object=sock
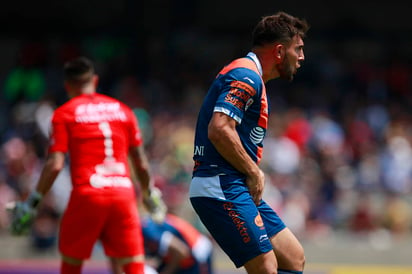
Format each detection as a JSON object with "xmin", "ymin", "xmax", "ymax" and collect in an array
[
  {"xmin": 278, "ymin": 269, "xmax": 303, "ymax": 274},
  {"xmin": 123, "ymin": 261, "xmax": 144, "ymax": 274},
  {"xmin": 61, "ymin": 261, "xmax": 82, "ymax": 274}
]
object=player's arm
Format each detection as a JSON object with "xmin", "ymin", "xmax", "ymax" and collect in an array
[
  {"xmin": 129, "ymin": 145, "xmax": 152, "ymax": 194},
  {"xmin": 8, "ymin": 152, "xmax": 65, "ymax": 235},
  {"xmin": 35, "ymin": 108, "xmax": 67, "ymax": 196},
  {"xmin": 35, "ymin": 152, "xmax": 66, "ymax": 195},
  {"xmin": 158, "ymin": 232, "xmax": 190, "ymax": 274},
  {"xmin": 129, "ymin": 146, "xmax": 166, "ymax": 222},
  {"xmin": 208, "ymin": 112, "xmax": 264, "ymax": 205}
]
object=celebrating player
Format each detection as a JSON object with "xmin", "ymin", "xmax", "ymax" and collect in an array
[
  {"xmin": 8, "ymin": 56, "xmax": 165, "ymax": 274},
  {"xmin": 190, "ymin": 12, "xmax": 309, "ymax": 274}
]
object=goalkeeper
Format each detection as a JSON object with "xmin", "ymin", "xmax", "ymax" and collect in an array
[{"xmin": 8, "ymin": 56, "xmax": 166, "ymax": 274}]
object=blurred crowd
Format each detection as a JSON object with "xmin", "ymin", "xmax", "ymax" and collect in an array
[{"xmin": 0, "ymin": 27, "xmax": 411, "ymax": 252}]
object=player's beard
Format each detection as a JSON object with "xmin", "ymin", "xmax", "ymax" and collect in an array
[{"xmin": 277, "ymin": 55, "xmax": 295, "ymax": 82}]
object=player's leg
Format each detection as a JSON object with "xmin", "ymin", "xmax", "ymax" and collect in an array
[
  {"xmin": 104, "ymin": 237, "xmax": 145, "ymax": 274},
  {"xmin": 59, "ymin": 192, "xmax": 107, "ymax": 274},
  {"xmin": 103, "ymin": 192, "xmax": 145, "ymax": 274},
  {"xmin": 190, "ymin": 195, "xmax": 275, "ymax": 273},
  {"xmin": 119, "ymin": 257, "xmax": 145, "ymax": 274},
  {"xmin": 258, "ymin": 201, "xmax": 305, "ymax": 274},
  {"xmin": 243, "ymin": 251, "xmax": 277, "ymax": 274},
  {"xmin": 109, "ymin": 256, "xmax": 147, "ymax": 274},
  {"xmin": 109, "ymin": 257, "xmax": 123, "ymax": 274},
  {"xmin": 190, "ymin": 176, "xmax": 288, "ymax": 273},
  {"xmin": 270, "ymin": 228, "xmax": 305, "ymax": 273},
  {"xmin": 60, "ymin": 255, "xmax": 83, "ymax": 274}
]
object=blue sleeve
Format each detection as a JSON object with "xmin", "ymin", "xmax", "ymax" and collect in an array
[
  {"xmin": 142, "ymin": 220, "xmax": 164, "ymax": 255},
  {"xmin": 214, "ymin": 67, "xmax": 262, "ymax": 124}
]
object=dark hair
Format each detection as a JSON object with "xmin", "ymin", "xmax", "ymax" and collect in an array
[
  {"xmin": 252, "ymin": 11, "xmax": 309, "ymax": 47},
  {"xmin": 63, "ymin": 56, "xmax": 95, "ymax": 83}
]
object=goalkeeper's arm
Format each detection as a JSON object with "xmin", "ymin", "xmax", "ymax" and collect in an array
[
  {"xmin": 129, "ymin": 145, "xmax": 166, "ymax": 222},
  {"xmin": 8, "ymin": 152, "xmax": 65, "ymax": 235},
  {"xmin": 35, "ymin": 152, "xmax": 66, "ymax": 196},
  {"xmin": 129, "ymin": 145, "xmax": 152, "ymax": 196}
]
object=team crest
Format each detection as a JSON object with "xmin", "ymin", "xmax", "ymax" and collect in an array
[{"xmin": 254, "ymin": 213, "xmax": 264, "ymax": 227}]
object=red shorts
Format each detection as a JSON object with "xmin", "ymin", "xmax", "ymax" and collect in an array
[{"xmin": 58, "ymin": 187, "xmax": 143, "ymax": 259}]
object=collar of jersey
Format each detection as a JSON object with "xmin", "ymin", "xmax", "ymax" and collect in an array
[{"xmin": 246, "ymin": 52, "xmax": 263, "ymax": 76}]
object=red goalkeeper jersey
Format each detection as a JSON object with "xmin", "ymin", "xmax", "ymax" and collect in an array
[{"xmin": 48, "ymin": 92, "xmax": 143, "ymax": 189}]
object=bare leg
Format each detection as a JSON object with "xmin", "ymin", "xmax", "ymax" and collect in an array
[
  {"xmin": 270, "ymin": 228, "xmax": 305, "ymax": 271},
  {"xmin": 109, "ymin": 257, "xmax": 123, "ymax": 274},
  {"xmin": 243, "ymin": 250, "xmax": 277, "ymax": 274},
  {"xmin": 109, "ymin": 255, "xmax": 145, "ymax": 274},
  {"xmin": 61, "ymin": 255, "xmax": 83, "ymax": 274}
]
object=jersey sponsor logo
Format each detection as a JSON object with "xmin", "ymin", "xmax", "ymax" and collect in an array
[
  {"xmin": 194, "ymin": 145, "xmax": 204, "ymax": 156},
  {"xmin": 89, "ymin": 122, "xmax": 130, "ymax": 188},
  {"xmin": 230, "ymin": 80, "xmax": 256, "ymax": 96},
  {"xmin": 224, "ymin": 92, "xmax": 246, "ymax": 110},
  {"xmin": 249, "ymin": 127, "xmax": 265, "ymax": 144},
  {"xmin": 224, "ymin": 80, "xmax": 256, "ymax": 111},
  {"xmin": 223, "ymin": 202, "xmax": 251, "ymax": 243},
  {"xmin": 75, "ymin": 102, "xmax": 121, "ymax": 114},
  {"xmin": 95, "ymin": 161, "xmax": 126, "ymax": 175},
  {"xmin": 90, "ymin": 174, "xmax": 132, "ymax": 188},
  {"xmin": 75, "ymin": 102, "xmax": 127, "ymax": 123}
]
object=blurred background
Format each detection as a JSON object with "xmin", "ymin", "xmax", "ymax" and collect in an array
[{"xmin": 0, "ymin": 0, "xmax": 412, "ymax": 273}]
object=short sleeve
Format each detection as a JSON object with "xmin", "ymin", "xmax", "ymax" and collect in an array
[
  {"xmin": 214, "ymin": 68, "xmax": 260, "ymax": 124},
  {"xmin": 126, "ymin": 107, "xmax": 143, "ymax": 148},
  {"xmin": 48, "ymin": 109, "xmax": 69, "ymax": 153}
]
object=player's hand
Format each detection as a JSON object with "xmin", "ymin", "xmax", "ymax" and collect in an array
[
  {"xmin": 143, "ymin": 187, "xmax": 167, "ymax": 223},
  {"xmin": 246, "ymin": 168, "xmax": 265, "ymax": 206},
  {"xmin": 6, "ymin": 201, "xmax": 36, "ymax": 236}
]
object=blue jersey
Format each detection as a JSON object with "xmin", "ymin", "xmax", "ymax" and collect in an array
[
  {"xmin": 142, "ymin": 214, "xmax": 213, "ymax": 274},
  {"xmin": 193, "ymin": 52, "xmax": 269, "ymax": 178}
]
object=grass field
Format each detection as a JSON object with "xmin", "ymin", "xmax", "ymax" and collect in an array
[
  {"xmin": 305, "ymin": 264, "xmax": 412, "ymax": 274},
  {"xmin": 1, "ymin": 231, "xmax": 411, "ymax": 273},
  {"xmin": 1, "ymin": 260, "xmax": 412, "ymax": 274}
]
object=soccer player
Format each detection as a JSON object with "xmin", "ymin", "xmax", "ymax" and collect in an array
[
  {"xmin": 141, "ymin": 213, "xmax": 213, "ymax": 274},
  {"xmin": 189, "ymin": 12, "xmax": 309, "ymax": 274},
  {"xmin": 111, "ymin": 212, "xmax": 214, "ymax": 274},
  {"xmin": 8, "ymin": 56, "xmax": 165, "ymax": 274}
]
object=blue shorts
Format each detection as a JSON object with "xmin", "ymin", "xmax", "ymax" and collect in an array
[{"xmin": 189, "ymin": 175, "xmax": 286, "ymax": 268}]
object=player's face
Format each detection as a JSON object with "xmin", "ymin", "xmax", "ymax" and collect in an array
[{"xmin": 278, "ymin": 35, "xmax": 305, "ymax": 81}]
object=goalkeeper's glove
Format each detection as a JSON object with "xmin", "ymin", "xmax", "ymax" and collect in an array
[
  {"xmin": 142, "ymin": 187, "xmax": 167, "ymax": 223},
  {"xmin": 7, "ymin": 191, "xmax": 42, "ymax": 236}
]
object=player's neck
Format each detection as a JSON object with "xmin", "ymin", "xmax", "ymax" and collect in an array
[
  {"xmin": 80, "ymin": 84, "xmax": 96, "ymax": 95},
  {"xmin": 252, "ymin": 47, "xmax": 280, "ymax": 83}
]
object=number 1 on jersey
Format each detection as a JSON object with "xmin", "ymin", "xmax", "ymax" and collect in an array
[{"xmin": 99, "ymin": 122, "xmax": 114, "ymax": 162}]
